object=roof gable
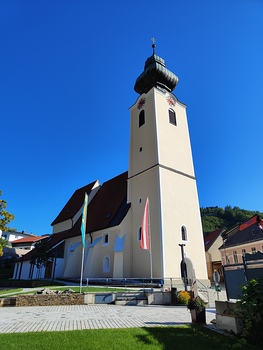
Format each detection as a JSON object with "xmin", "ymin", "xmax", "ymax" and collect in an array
[
  {"xmin": 204, "ymin": 228, "xmax": 223, "ymax": 251},
  {"xmin": 51, "ymin": 180, "xmax": 98, "ymax": 225},
  {"xmin": 86, "ymin": 171, "xmax": 129, "ymax": 232}
]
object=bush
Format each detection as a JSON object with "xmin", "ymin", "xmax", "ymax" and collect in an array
[
  {"xmin": 236, "ymin": 278, "xmax": 263, "ymax": 347},
  {"xmin": 187, "ymin": 296, "xmax": 206, "ymax": 311},
  {"xmin": 177, "ymin": 291, "xmax": 191, "ymax": 305}
]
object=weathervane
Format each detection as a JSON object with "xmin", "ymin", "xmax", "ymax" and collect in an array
[{"xmin": 151, "ymin": 37, "xmax": 156, "ymax": 53}]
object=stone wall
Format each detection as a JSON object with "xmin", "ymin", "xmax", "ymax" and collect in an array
[
  {"xmin": 215, "ymin": 300, "xmax": 242, "ymax": 334},
  {"xmin": 16, "ymin": 293, "xmax": 85, "ymax": 306}
]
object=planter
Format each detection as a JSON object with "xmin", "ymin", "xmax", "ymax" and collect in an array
[
  {"xmin": 190, "ymin": 307, "xmax": 206, "ymax": 323},
  {"xmin": 215, "ymin": 300, "xmax": 242, "ymax": 334}
]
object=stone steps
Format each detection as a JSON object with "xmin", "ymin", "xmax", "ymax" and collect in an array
[{"xmin": 115, "ymin": 292, "xmax": 148, "ymax": 306}]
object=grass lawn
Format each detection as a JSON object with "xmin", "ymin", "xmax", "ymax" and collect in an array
[
  {"xmin": 0, "ymin": 288, "xmax": 23, "ymax": 295},
  {"xmin": 0, "ymin": 286, "xmax": 134, "ymax": 297},
  {"xmin": 0, "ymin": 326, "xmax": 259, "ymax": 350}
]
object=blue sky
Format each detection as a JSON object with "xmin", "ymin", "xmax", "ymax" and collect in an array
[{"xmin": 1, "ymin": 0, "xmax": 263, "ymax": 235}]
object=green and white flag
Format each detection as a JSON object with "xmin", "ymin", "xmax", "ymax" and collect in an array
[{"xmin": 80, "ymin": 192, "xmax": 88, "ymax": 248}]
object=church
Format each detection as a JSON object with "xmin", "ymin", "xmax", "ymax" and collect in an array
[{"xmin": 13, "ymin": 44, "xmax": 209, "ymax": 287}]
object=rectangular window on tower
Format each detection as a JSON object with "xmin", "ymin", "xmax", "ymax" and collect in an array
[
  {"xmin": 168, "ymin": 109, "xmax": 176, "ymax": 126},
  {"xmin": 139, "ymin": 110, "xmax": 145, "ymax": 127},
  {"xmin": 102, "ymin": 233, "xmax": 109, "ymax": 246}
]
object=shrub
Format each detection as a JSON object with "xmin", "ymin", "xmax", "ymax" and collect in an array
[
  {"xmin": 187, "ymin": 296, "xmax": 206, "ymax": 311},
  {"xmin": 177, "ymin": 291, "xmax": 191, "ymax": 305},
  {"xmin": 236, "ymin": 277, "xmax": 263, "ymax": 347}
]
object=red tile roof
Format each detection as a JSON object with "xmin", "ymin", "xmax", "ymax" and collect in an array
[
  {"xmin": 20, "ymin": 172, "xmax": 130, "ymax": 261},
  {"xmin": 11, "ymin": 236, "xmax": 49, "ymax": 245},
  {"xmin": 204, "ymin": 228, "xmax": 223, "ymax": 251},
  {"xmin": 220, "ymin": 214, "xmax": 263, "ymax": 249}
]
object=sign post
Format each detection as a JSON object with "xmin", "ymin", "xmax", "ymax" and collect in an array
[{"xmin": 213, "ymin": 270, "xmax": 221, "ymax": 300}]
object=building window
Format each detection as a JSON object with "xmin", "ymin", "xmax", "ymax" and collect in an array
[
  {"xmin": 242, "ymin": 249, "xmax": 246, "ymax": 256},
  {"xmin": 226, "ymin": 255, "xmax": 230, "ymax": 264},
  {"xmin": 139, "ymin": 147, "xmax": 142, "ymax": 152},
  {"xmin": 251, "ymin": 247, "xmax": 256, "ymax": 254},
  {"xmin": 169, "ymin": 108, "xmax": 176, "ymax": 126},
  {"xmin": 103, "ymin": 256, "xmax": 110, "ymax": 273},
  {"xmin": 138, "ymin": 227, "xmax": 142, "ymax": 241},
  {"xmin": 102, "ymin": 233, "xmax": 109, "ymax": 246},
  {"xmin": 139, "ymin": 110, "xmax": 145, "ymax": 127},
  {"xmin": 233, "ymin": 251, "xmax": 238, "ymax": 264},
  {"xmin": 181, "ymin": 226, "xmax": 187, "ymax": 241}
]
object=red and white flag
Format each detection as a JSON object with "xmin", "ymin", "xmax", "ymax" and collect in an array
[{"xmin": 140, "ymin": 197, "xmax": 150, "ymax": 250}]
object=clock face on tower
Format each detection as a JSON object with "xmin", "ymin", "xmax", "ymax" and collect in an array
[
  {"xmin": 166, "ymin": 94, "xmax": 176, "ymax": 107},
  {"xmin": 137, "ymin": 97, "xmax": 146, "ymax": 109}
]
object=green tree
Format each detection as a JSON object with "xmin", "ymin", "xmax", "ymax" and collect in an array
[
  {"xmin": 0, "ymin": 190, "xmax": 15, "ymax": 231},
  {"xmin": 201, "ymin": 215, "xmax": 224, "ymax": 232},
  {"xmin": 30, "ymin": 238, "xmax": 54, "ymax": 268},
  {"xmin": 200, "ymin": 206, "xmax": 263, "ymax": 233},
  {"xmin": 0, "ymin": 190, "xmax": 15, "ymax": 257},
  {"xmin": 0, "ymin": 237, "xmax": 10, "ymax": 257},
  {"xmin": 236, "ymin": 278, "xmax": 263, "ymax": 347}
]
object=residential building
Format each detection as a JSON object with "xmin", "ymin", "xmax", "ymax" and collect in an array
[
  {"xmin": 0, "ymin": 230, "xmax": 36, "ymax": 243},
  {"xmin": 204, "ymin": 228, "xmax": 225, "ymax": 282},
  {"xmin": 219, "ymin": 215, "xmax": 263, "ymax": 265}
]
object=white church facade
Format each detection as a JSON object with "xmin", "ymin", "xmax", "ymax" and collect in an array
[{"xmin": 13, "ymin": 45, "xmax": 209, "ymax": 287}]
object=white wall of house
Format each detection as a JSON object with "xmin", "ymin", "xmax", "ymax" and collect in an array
[
  {"xmin": 208, "ymin": 236, "xmax": 224, "ymax": 262},
  {"xmin": 0, "ymin": 230, "xmax": 35, "ymax": 243}
]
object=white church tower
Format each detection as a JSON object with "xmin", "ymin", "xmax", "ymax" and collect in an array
[{"xmin": 128, "ymin": 42, "xmax": 208, "ymax": 285}]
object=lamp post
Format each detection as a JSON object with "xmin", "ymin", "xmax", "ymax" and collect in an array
[{"xmin": 179, "ymin": 244, "xmax": 187, "ymax": 291}]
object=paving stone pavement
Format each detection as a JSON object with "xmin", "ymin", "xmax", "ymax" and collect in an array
[{"xmin": 0, "ymin": 305, "xmax": 216, "ymax": 333}]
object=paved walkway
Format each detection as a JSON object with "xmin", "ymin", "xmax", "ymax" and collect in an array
[{"xmin": 0, "ymin": 304, "xmax": 216, "ymax": 333}]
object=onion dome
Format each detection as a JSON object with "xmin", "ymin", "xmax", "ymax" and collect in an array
[{"xmin": 134, "ymin": 42, "xmax": 179, "ymax": 95}]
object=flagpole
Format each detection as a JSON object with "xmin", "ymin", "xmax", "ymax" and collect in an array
[
  {"xmin": 80, "ymin": 193, "xmax": 88, "ymax": 293},
  {"xmin": 148, "ymin": 198, "xmax": 153, "ymax": 280},
  {"xmin": 80, "ymin": 247, "xmax": 84, "ymax": 293}
]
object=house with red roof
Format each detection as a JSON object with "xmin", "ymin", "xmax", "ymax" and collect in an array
[
  {"xmin": 219, "ymin": 215, "xmax": 263, "ymax": 265},
  {"xmin": 12, "ymin": 45, "xmax": 209, "ymax": 287},
  {"xmin": 204, "ymin": 228, "xmax": 225, "ymax": 282},
  {"xmin": 11, "ymin": 235, "xmax": 49, "ymax": 254}
]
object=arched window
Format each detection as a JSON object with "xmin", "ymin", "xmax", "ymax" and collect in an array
[
  {"xmin": 168, "ymin": 108, "xmax": 176, "ymax": 126},
  {"xmin": 139, "ymin": 110, "xmax": 145, "ymax": 127},
  {"xmin": 103, "ymin": 256, "xmax": 110, "ymax": 273},
  {"xmin": 181, "ymin": 226, "xmax": 187, "ymax": 241}
]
